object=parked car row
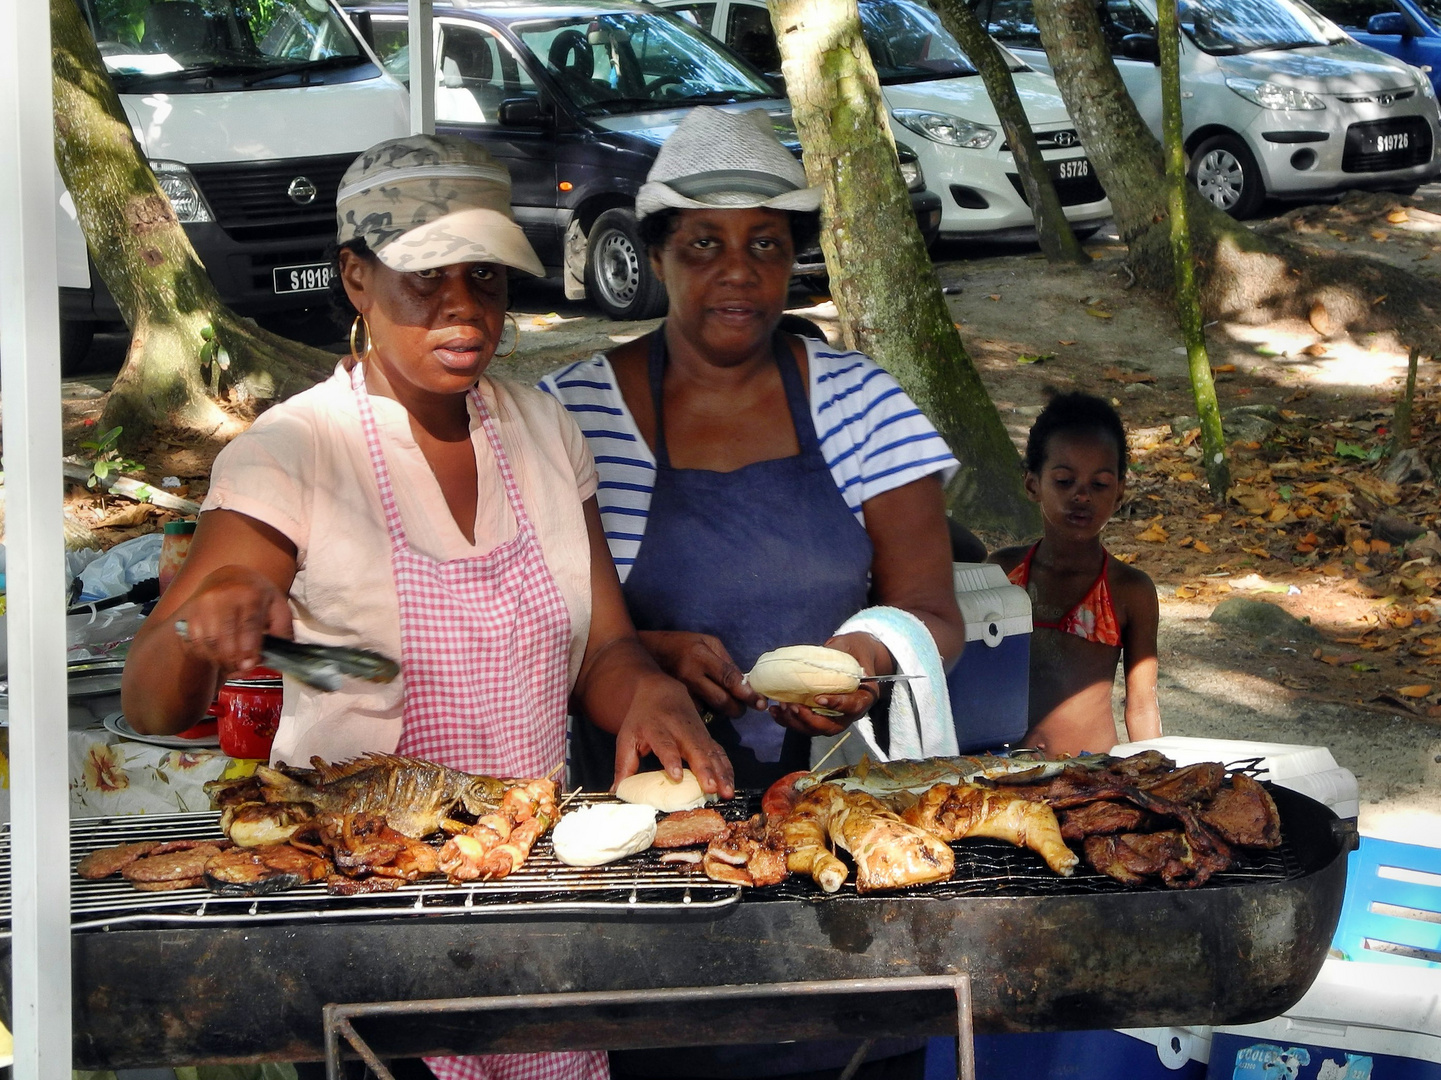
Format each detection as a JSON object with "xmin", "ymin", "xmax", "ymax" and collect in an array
[
  {"xmin": 56, "ymin": 0, "xmax": 1441, "ymax": 355},
  {"xmin": 972, "ymin": 0, "xmax": 1441, "ymax": 217},
  {"xmin": 349, "ymin": 0, "xmax": 942, "ymax": 318}
]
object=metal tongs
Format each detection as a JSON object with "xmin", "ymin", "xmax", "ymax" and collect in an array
[{"xmin": 174, "ymin": 621, "xmax": 400, "ymax": 692}]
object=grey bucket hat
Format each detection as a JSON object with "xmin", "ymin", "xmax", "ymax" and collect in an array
[
  {"xmin": 336, "ymin": 134, "xmax": 544, "ymax": 276},
  {"xmin": 634, "ymin": 107, "xmax": 822, "ymax": 220}
]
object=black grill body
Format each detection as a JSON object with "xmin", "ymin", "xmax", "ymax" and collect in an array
[{"xmin": 1343, "ymin": 117, "xmax": 1434, "ymax": 172}]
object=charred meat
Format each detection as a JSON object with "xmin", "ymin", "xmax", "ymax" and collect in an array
[
  {"xmin": 903, "ymin": 783, "xmax": 1077, "ymax": 876},
  {"xmin": 204, "ymin": 844, "xmax": 332, "ymax": 896},
  {"xmin": 652, "ymin": 808, "xmax": 728, "ymax": 849},
  {"xmin": 1201, "ymin": 774, "xmax": 1281, "ymax": 849},
  {"xmin": 76, "ymin": 841, "xmax": 158, "ymax": 880}
]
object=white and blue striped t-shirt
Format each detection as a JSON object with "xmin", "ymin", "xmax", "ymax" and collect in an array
[{"xmin": 538, "ymin": 338, "xmax": 959, "ymax": 582}]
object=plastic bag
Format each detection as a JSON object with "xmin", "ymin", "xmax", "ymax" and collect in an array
[
  {"xmin": 0, "ymin": 602, "xmax": 147, "ymax": 674},
  {"xmin": 78, "ymin": 533, "xmax": 163, "ymax": 602}
]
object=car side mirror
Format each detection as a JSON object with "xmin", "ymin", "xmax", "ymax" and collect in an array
[
  {"xmin": 498, "ymin": 97, "xmax": 551, "ymax": 127},
  {"xmin": 1120, "ymin": 32, "xmax": 1160, "ymax": 64},
  {"xmin": 350, "ymin": 10, "xmax": 375, "ymax": 51},
  {"xmin": 1367, "ymin": 11, "xmax": 1409, "ymax": 35}
]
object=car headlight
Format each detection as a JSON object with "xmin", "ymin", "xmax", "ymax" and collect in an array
[
  {"xmin": 1224, "ymin": 78, "xmax": 1326, "ymax": 111},
  {"xmin": 896, "ymin": 147, "xmax": 925, "ymax": 191},
  {"xmin": 893, "ymin": 108, "xmax": 996, "ymax": 149},
  {"xmin": 1413, "ymin": 64, "xmax": 1435, "ymax": 98},
  {"xmin": 150, "ymin": 160, "xmax": 213, "ymax": 223}
]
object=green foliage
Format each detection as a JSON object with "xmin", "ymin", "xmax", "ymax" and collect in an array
[
  {"xmin": 1335, "ymin": 440, "xmax": 1383, "ymax": 461},
  {"xmin": 79, "ymin": 425, "xmax": 142, "ymax": 489}
]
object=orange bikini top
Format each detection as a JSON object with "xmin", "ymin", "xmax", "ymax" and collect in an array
[{"xmin": 1007, "ymin": 543, "xmax": 1122, "ymax": 647}]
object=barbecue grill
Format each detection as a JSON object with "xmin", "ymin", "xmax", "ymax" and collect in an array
[{"xmin": 0, "ymin": 785, "xmax": 1351, "ymax": 1069}]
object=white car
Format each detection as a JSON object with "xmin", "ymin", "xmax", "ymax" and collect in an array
[
  {"xmin": 972, "ymin": 0, "xmax": 1441, "ymax": 217},
  {"xmin": 659, "ymin": 0, "xmax": 1114, "ymax": 240}
]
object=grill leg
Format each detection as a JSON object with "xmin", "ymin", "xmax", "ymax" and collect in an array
[
  {"xmin": 954, "ymin": 974, "xmax": 975, "ymax": 1080},
  {"xmin": 326, "ymin": 1008, "xmax": 398, "ymax": 1080},
  {"xmin": 836, "ymin": 1037, "xmax": 875, "ymax": 1080}
]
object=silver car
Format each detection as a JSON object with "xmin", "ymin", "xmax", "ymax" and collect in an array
[{"xmin": 975, "ymin": 0, "xmax": 1441, "ymax": 216}]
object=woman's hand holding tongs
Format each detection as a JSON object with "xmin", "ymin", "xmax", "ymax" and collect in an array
[{"xmin": 171, "ymin": 565, "xmax": 294, "ymax": 680}]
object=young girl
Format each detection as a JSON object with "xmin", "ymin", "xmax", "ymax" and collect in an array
[{"xmin": 990, "ymin": 393, "xmax": 1161, "ymax": 758}]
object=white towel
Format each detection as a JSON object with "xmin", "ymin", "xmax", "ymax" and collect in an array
[{"xmin": 809, "ymin": 605, "xmax": 957, "ymax": 768}]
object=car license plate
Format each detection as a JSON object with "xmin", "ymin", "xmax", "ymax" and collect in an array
[
  {"xmin": 273, "ymin": 262, "xmax": 332, "ymax": 294},
  {"xmin": 1367, "ymin": 131, "xmax": 1411, "ymax": 155},
  {"xmin": 1051, "ymin": 158, "xmax": 1091, "ymax": 181}
]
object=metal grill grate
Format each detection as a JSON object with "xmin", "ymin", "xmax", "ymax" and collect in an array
[{"xmin": 0, "ymin": 784, "xmax": 1311, "ymax": 935}]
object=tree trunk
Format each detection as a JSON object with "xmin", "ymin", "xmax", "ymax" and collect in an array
[
  {"xmin": 928, "ymin": 0, "xmax": 1088, "ymax": 265},
  {"xmin": 1030, "ymin": 0, "xmax": 1441, "ymax": 356},
  {"xmin": 1157, "ymin": 0, "xmax": 1227, "ymax": 498},
  {"xmin": 768, "ymin": 0, "xmax": 1039, "ymax": 537},
  {"xmin": 51, "ymin": 0, "xmax": 333, "ymax": 442}
]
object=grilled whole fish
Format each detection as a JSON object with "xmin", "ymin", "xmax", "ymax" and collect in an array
[
  {"xmin": 256, "ymin": 753, "xmax": 507, "ymax": 838},
  {"xmin": 797, "ymin": 753, "xmax": 1120, "ymax": 801}
]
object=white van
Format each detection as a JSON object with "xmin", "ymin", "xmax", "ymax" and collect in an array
[
  {"xmin": 59, "ymin": 0, "xmax": 409, "ymax": 367},
  {"xmin": 973, "ymin": 0, "xmax": 1441, "ymax": 217}
]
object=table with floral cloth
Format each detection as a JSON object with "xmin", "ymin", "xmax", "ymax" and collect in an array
[{"xmin": 0, "ymin": 724, "xmax": 257, "ymax": 821}]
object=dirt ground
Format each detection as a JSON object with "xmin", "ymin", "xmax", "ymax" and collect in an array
[{"xmin": 55, "ymin": 187, "xmax": 1441, "ymax": 842}]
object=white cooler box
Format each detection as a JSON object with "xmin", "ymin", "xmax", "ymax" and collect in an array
[{"xmin": 947, "ymin": 562, "xmax": 1032, "ymax": 752}]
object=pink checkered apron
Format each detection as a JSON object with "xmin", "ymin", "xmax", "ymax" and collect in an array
[{"xmin": 352, "ymin": 365, "xmax": 609, "ymax": 1080}]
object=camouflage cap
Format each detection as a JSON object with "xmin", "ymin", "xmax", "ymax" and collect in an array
[{"xmin": 336, "ymin": 134, "xmax": 544, "ymax": 276}]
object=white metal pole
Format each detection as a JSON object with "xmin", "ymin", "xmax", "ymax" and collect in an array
[
  {"xmin": 409, "ymin": 0, "xmax": 435, "ymax": 135},
  {"xmin": 0, "ymin": 0, "xmax": 74, "ymax": 1075}
]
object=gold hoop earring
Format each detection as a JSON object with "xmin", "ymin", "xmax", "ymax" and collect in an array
[
  {"xmin": 492, "ymin": 312, "xmax": 519, "ymax": 360},
  {"xmin": 349, "ymin": 315, "xmax": 372, "ymax": 364}
]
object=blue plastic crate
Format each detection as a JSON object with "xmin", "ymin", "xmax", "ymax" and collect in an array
[{"xmin": 1332, "ymin": 837, "xmax": 1441, "ymax": 968}]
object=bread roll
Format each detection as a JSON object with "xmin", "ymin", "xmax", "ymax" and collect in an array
[
  {"xmin": 551, "ymin": 804, "xmax": 658, "ymax": 866},
  {"xmin": 615, "ymin": 768, "xmax": 714, "ymax": 812},
  {"xmin": 747, "ymin": 645, "xmax": 863, "ymax": 705}
]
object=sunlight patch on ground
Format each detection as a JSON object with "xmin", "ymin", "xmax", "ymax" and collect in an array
[{"xmin": 1221, "ymin": 323, "xmax": 1413, "ymax": 387}]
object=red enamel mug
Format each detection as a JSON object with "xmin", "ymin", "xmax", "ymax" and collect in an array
[{"xmin": 211, "ymin": 667, "xmax": 283, "ymax": 760}]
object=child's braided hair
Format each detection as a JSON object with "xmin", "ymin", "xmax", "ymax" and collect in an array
[{"xmin": 1024, "ymin": 392, "xmax": 1128, "ymax": 475}]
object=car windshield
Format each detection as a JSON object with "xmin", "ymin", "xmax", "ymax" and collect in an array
[
  {"xmin": 512, "ymin": 11, "xmax": 777, "ymax": 115},
  {"xmin": 857, "ymin": 0, "xmax": 986, "ymax": 80},
  {"xmin": 82, "ymin": 0, "xmax": 367, "ymax": 88},
  {"xmin": 1178, "ymin": 0, "xmax": 1346, "ymax": 53},
  {"xmin": 1413, "ymin": 0, "xmax": 1441, "ymax": 24}
]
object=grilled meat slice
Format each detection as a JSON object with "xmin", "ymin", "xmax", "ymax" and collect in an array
[
  {"xmin": 1084, "ymin": 830, "xmax": 1231, "ymax": 888},
  {"xmin": 316, "ymin": 813, "xmax": 443, "ymax": 881},
  {"xmin": 204, "ymin": 844, "xmax": 331, "ymax": 896},
  {"xmin": 256, "ymin": 753, "xmax": 508, "ymax": 838},
  {"xmin": 703, "ymin": 815, "xmax": 789, "ymax": 888},
  {"xmin": 1058, "ymin": 801, "xmax": 1151, "ymax": 841},
  {"xmin": 77, "ymin": 841, "xmax": 159, "ymax": 879},
  {"xmin": 220, "ymin": 801, "xmax": 314, "ymax": 848},
  {"xmin": 327, "ymin": 874, "xmax": 403, "ymax": 896},
  {"xmin": 903, "ymin": 783, "xmax": 1077, "ymax": 876},
  {"xmin": 1108, "ymin": 750, "xmax": 1176, "ymax": 779},
  {"xmin": 132, "ymin": 876, "xmax": 204, "ymax": 892},
  {"xmin": 1201, "ymin": 774, "xmax": 1281, "ymax": 849},
  {"xmin": 652, "ymin": 808, "xmax": 728, "ymax": 849},
  {"xmin": 123, "ymin": 843, "xmax": 226, "ymax": 884},
  {"xmin": 1139, "ymin": 762, "xmax": 1226, "ymax": 805}
]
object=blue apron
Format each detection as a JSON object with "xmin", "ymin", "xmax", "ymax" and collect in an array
[{"xmin": 571, "ymin": 327, "xmax": 874, "ymax": 793}]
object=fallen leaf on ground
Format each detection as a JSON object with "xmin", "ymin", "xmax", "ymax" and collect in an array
[
  {"xmin": 1194, "ymin": 540, "xmax": 1214, "ymax": 554},
  {"xmin": 1212, "ymin": 363, "xmax": 1237, "ymax": 373},
  {"xmin": 1086, "ymin": 308, "xmax": 1113, "ymax": 319},
  {"xmin": 1058, "ymin": 339, "xmax": 1077, "ymax": 346},
  {"xmin": 1371, "ymin": 230, "xmax": 1389, "ymax": 241},
  {"xmin": 1301, "ymin": 343, "xmax": 1330, "ymax": 357},
  {"xmin": 1308, "ymin": 302, "xmax": 1334, "ymax": 336},
  {"xmin": 1113, "ymin": 552, "xmax": 1137, "ymax": 564},
  {"xmin": 1103, "ymin": 366, "xmax": 1156, "ymax": 383},
  {"xmin": 1398, "ymin": 684, "xmax": 1434, "ymax": 698},
  {"xmin": 96, "ymin": 504, "xmax": 161, "ymax": 528},
  {"xmin": 987, "ymin": 294, "xmax": 1001, "ymax": 301},
  {"xmin": 1388, "ymin": 209, "xmax": 1410, "ymax": 224},
  {"xmin": 1136, "ymin": 523, "xmax": 1169, "ymax": 543}
]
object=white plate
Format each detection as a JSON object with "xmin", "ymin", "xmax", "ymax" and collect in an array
[{"xmin": 101, "ymin": 712, "xmax": 221, "ymax": 750}]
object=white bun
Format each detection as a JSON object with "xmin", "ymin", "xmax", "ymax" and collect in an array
[
  {"xmin": 551, "ymin": 804, "xmax": 658, "ymax": 867},
  {"xmin": 747, "ymin": 645, "xmax": 863, "ymax": 705},
  {"xmin": 614, "ymin": 768, "xmax": 714, "ymax": 812}
]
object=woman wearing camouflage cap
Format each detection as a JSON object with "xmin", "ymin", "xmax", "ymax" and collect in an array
[{"xmin": 123, "ymin": 133, "xmax": 728, "ymax": 1068}]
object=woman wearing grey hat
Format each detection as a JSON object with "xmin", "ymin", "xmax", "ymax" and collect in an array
[
  {"xmin": 124, "ymin": 138, "xmax": 730, "ymax": 1080},
  {"xmin": 543, "ymin": 108, "xmax": 963, "ymax": 1078}
]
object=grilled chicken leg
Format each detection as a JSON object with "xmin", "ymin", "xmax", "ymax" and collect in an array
[{"xmin": 902, "ymin": 783, "xmax": 1078, "ymax": 876}]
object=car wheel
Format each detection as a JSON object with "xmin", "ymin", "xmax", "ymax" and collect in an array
[
  {"xmin": 60, "ymin": 319, "xmax": 95, "ymax": 375},
  {"xmin": 1189, "ymin": 134, "xmax": 1264, "ymax": 219},
  {"xmin": 583, "ymin": 209, "xmax": 668, "ymax": 320}
]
